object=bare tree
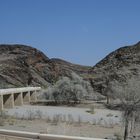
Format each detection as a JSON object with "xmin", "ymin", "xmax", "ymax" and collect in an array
[
  {"xmin": 111, "ymin": 78, "xmax": 140, "ymax": 140},
  {"xmin": 101, "ymin": 71, "xmax": 113, "ymax": 105},
  {"xmin": 103, "ymin": 78, "xmax": 112, "ymax": 104}
]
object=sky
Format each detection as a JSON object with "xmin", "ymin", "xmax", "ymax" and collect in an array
[{"xmin": 0, "ymin": 0, "xmax": 140, "ymax": 66}]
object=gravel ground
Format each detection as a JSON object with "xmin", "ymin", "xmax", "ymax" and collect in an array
[
  {"xmin": 0, "ymin": 105, "xmax": 123, "ymax": 139},
  {"xmin": 5, "ymin": 105, "xmax": 122, "ymax": 125},
  {"xmin": 0, "ymin": 119, "xmax": 122, "ymax": 139}
]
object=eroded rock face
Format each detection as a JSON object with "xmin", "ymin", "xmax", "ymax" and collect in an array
[
  {"xmin": 0, "ymin": 44, "xmax": 90, "ymax": 88},
  {"xmin": 1, "ymin": 41, "xmax": 140, "ymax": 96},
  {"xmin": 51, "ymin": 58, "xmax": 91, "ymax": 77},
  {"xmin": 0, "ymin": 45, "xmax": 50, "ymax": 88},
  {"xmin": 89, "ymin": 41, "xmax": 140, "ymax": 95}
]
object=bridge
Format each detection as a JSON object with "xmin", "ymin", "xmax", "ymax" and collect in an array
[{"xmin": 0, "ymin": 87, "xmax": 41, "ymax": 110}]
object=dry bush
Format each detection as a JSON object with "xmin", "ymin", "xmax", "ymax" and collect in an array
[
  {"xmin": 26, "ymin": 110, "xmax": 35, "ymax": 120},
  {"xmin": 67, "ymin": 114, "xmax": 74, "ymax": 124},
  {"xmin": 35, "ymin": 110, "xmax": 43, "ymax": 119},
  {"xmin": 62, "ymin": 115, "xmax": 66, "ymax": 122},
  {"xmin": 46, "ymin": 116, "xmax": 51, "ymax": 123},
  {"xmin": 0, "ymin": 111, "xmax": 8, "ymax": 126},
  {"xmin": 111, "ymin": 78, "xmax": 140, "ymax": 140},
  {"xmin": 44, "ymin": 72, "xmax": 95, "ymax": 104},
  {"xmin": 92, "ymin": 119, "xmax": 97, "ymax": 125},
  {"xmin": 75, "ymin": 115, "xmax": 82, "ymax": 126},
  {"xmin": 0, "ymin": 110, "xmax": 8, "ymax": 119},
  {"xmin": 51, "ymin": 114, "xmax": 62, "ymax": 125},
  {"xmin": 114, "ymin": 133, "xmax": 123, "ymax": 140},
  {"xmin": 0, "ymin": 118, "xmax": 5, "ymax": 126}
]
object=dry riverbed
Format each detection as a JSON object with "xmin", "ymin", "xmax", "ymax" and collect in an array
[
  {"xmin": 0, "ymin": 118, "xmax": 123, "ymax": 139},
  {"xmin": 0, "ymin": 105, "xmax": 123, "ymax": 139}
]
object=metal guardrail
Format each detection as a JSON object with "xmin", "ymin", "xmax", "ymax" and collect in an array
[{"xmin": 0, "ymin": 129, "xmax": 108, "ymax": 140}]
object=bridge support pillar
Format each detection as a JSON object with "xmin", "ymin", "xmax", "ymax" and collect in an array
[
  {"xmin": 23, "ymin": 91, "xmax": 30, "ymax": 104},
  {"xmin": 0, "ymin": 95, "xmax": 3, "ymax": 110},
  {"xmin": 14, "ymin": 92, "xmax": 23, "ymax": 106},
  {"xmin": 3, "ymin": 94, "xmax": 14, "ymax": 109},
  {"xmin": 30, "ymin": 91, "xmax": 37, "ymax": 102}
]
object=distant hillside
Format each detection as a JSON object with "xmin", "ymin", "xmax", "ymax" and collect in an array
[
  {"xmin": 1, "ymin": 42, "xmax": 140, "ymax": 98},
  {"xmin": 89, "ymin": 41, "xmax": 140, "ymax": 95},
  {"xmin": 0, "ymin": 44, "xmax": 90, "ymax": 88},
  {"xmin": 51, "ymin": 58, "xmax": 91, "ymax": 77}
]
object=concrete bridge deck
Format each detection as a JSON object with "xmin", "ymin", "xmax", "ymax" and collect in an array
[{"xmin": 0, "ymin": 87, "xmax": 41, "ymax": 110}]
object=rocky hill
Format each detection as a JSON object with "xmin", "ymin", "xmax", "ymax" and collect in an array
[
  {"xmin": 0, "ymin": 44, "xmax": 91, "ymax": 88},
  {"xmin": 1, "ymin": 42, "xmax": 140, "ymax": 97},
  {"xmin": 89, "ymin": 41, "xmax": 140, "ymax": 95},
  {"xmin": 51, "ymin": 58, "xmax": 91, "ymax": 77}
]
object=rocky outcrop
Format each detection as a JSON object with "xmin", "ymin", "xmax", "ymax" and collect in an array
[
  {"xmin": 51, "ymin": 58, "xmax": 91, "ymax": 77},
  {"xmin": 89, "ymin": 41, "xmax": 140, "ymax": 95},
  {"xmin": 0, "ymin": 44, "xmax": 90, "ymax": 88},
  {"xmin": 1, "ymin": 41, "xmax": 140, "ymax": 97}
]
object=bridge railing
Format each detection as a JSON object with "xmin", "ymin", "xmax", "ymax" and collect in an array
[{"xmin": 0, "ymin": 129, "xmax": 109, "ymax": 140}]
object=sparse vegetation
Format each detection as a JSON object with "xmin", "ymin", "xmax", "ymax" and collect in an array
[
  {"xmin": 106, "ymin": 113, "xmax": 113, "ymax": 117},
  {"xmin": 35, "ymin": 110, "xmax": 43, "ymax": 119},
  {"xmin": 114, "ymin": 133, "xmax": 122, "ymax": 140},
  {"xmin": 43, "ymin": 72, "xmax": 95, "ymax": 105},
  {"xmin": 51, "ymin": 115, "xmax": 60, "ymax": 125},
  {"xmin": 0, "ymin": 111, "xmax": 8, "ymax": 126},
  {"xmin": 26, "ymin": 110, "xmax": 35, "ymax": 120},
  {"xmin": 86, "ymin": 104, "xmax": 95, "ymax": 114},
  {"xmin": 67, "ymin": 114, "xmax": 74, "ymax": 124},
  {"xmin": 110, "ymin": 78, "xmax": 140, "ymax": 140},
  {"xmin": 77, "ymin": 115, "xmax": 82, "ymax": 126}
]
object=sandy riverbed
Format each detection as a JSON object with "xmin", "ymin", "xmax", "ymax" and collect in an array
[
  {"xmin": 5, "ymin": 105, "xmax": 122, "ymax": 125},
  {"xmin": 0, "ymin": 105, "xmax": 124, "ymax": 139}
]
